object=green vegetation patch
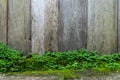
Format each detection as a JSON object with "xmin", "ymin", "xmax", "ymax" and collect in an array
[
  {"xmin": 0, "ymin": 42, "xmax": 120, "ymax": 77},
  {"xmin": 6, "ymin": 70, "xmax": 77, "ymax": 78}
]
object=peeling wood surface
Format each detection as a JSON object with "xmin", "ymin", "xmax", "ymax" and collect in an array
[
  {"xmin": 8, "ymin": 0, "xmax": 31, "ymax": 54},
  {"xmin": 87, "ymin": 0, "xmax": 117, "ymax": 54}
]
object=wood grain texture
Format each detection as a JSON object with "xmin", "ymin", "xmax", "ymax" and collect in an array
[
  {"xmin": 8, "ymin": 0, "xmax": 31, "ymax": 54},
  {"xmin": 0, "ymin": 0, "xmax": 7, "ymax": 43},
  {"xmin": 31, "ymin": 0, "xmax": 45, "ymax": 54},
  {"xmin": 58, "ymin": 0, "xmax": 87, "ymax": 51},
  {"xmin": 87, "ymin": 0, "xmax": 117, "ymax": 54},
  {"xmin": 118, "ymin": 0, "xmax": 120, "ymax": 52},
  {"xmin": 44, "ymin": 0, "xmax": 59, "ymax": 51}
]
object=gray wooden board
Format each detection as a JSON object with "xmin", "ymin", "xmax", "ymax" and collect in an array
[
  {"xmin": 0, "ymin": 0, "xmax": 7, "ymax": 43},
  {"xmin": 58, "ymin": 0, "xmax": 87, "ymax": 51},
  {"xmin": 118, "ymin": 0, "xmax": 120, "ymax": 52},
  {"xmin": 31, "ymin": 0, "xmax": 45, "ymax": 54},
  {"xmin": 87, "ymin": 0, "xmax": 117, "ymax": 54},
  {"xmin": 8, "ymin": 0, "xmax": 31, "ymax": 54},
  {"xmin": 44, "ymin": 0, "xmax": 59, "ymax": 51}
]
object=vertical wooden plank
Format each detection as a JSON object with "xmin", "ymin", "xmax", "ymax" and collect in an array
[
  {"xmin": 118, "ymin": 0, "xmax": 120, "ymax": 52},
  {"xmin": 44, "ymin": 0, "xmax": 59, "ymax": 51},
  {"xmin": 58, "ymin": 0, "xmax": 87, "ymax": 51},
  {"xmin": 0, "ymin": 0, "xmax": 7, "ymax": 43},
  {"xmin": 8, "ymin": 0, "xmax": 31, "ymax": 54},
  {"xmin": 31, "ymin": 0, "xmax": 45, "ymax": 54},
  {"xmin": 87, "ymin": 0, "xmax": 117, "ymax": 54}
]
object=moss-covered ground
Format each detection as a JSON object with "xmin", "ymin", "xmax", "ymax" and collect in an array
[{"xmin": 1, "ymin": 42, "xmax": 120, "ymax": 79}]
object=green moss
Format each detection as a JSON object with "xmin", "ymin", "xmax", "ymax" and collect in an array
[
  {"xmin": 6, "ymin": 70, "xmax": 78, "ymax": 79},
  {"xmin": 6, "ymin": 69, "xmax": 120, "ymax": 79},
  {"xmin": 1, "ymin": 42, "xmax": 120, "ymax": 76}
]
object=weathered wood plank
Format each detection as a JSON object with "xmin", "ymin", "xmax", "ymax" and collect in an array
[
  {"xmin": 58, "ymin": 0, "xmax": 87, "ymax": 51},
  {"xmin": 31, "ymin": 0, "xmax": 45, "ymax": 54},
  {"xmin": 87, "ymin": 0, "xmax": 117, "ymax": 54},
  {"xmin": 118, "ymin": 0, "xmax": 120, "ymax": 52},
  {"xmin": 44, "ymin": 0, "xmax": 59, "ymax": 51},
  {"xmin": 0, "ymin": 0, "xmax": 7, "ymax": 43},
  {"xmin": 8, "ymin": 0, "xmax": 31, "ymax": 54}
]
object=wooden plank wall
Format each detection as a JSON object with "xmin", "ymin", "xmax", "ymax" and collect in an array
[
  {"xmin": 31, "ymin": 0, "xmax": 58, "ymax": 54},
  {"xmin": 0, "ymin": 0, "xmax": 7, "ymax": 43},
  {"xmin": 31, "ymin": 0, "xmax": 45, "ymax": 54},
  {"xmin": 44, "ymin": 0, "xmax": 59, "ymax": 52},
  {"xmin": 118, "ymin": 0, "xmax": 120, "ymax": 52},
  {"xmin": 0, "ymin": 0, "xmax": 119, "ymax": 54},
  {"xmin": 87, "ymin": 0, "xmax": 117, "ymax": 54},
  {"xmin": 8, "ymin": 0, "xmax": 31, "ymax": 54},
  {"xmin": 58, "ymin": 0, "xmax": 87, "ymax": 51}
]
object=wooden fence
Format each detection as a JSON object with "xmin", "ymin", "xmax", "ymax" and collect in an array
[{"xmin": 0, "ymin": 0, "xmax": 119, "ymax": 55}]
